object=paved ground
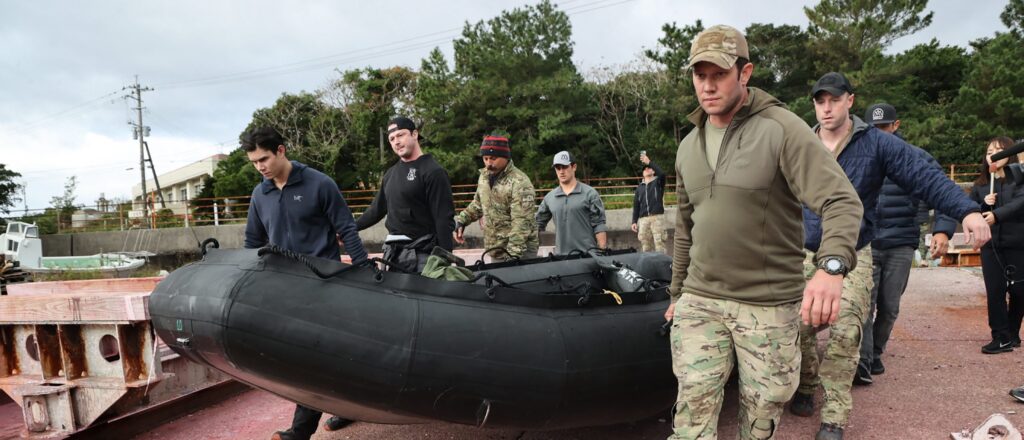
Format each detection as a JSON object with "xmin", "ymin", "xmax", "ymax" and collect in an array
[{"xmin": 3, "ymin": 266, "xmax": 1023, "ymax": 439}]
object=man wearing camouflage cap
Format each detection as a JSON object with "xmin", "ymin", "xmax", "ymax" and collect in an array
[
  {"xmin": 665, "ymin": 25, "xmax": 862, "ymax": 439},
  {"xmin": 454, "ymin": 134, "xmax": 539, "ymax": 261}
]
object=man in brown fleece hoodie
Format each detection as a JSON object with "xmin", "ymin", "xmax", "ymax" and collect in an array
[{"xmin": 666, "ymin": 25, "xmax": 863, "ymax": 440}]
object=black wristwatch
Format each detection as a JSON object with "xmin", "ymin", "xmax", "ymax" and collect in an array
[{"xmin": 817, "ymin": 256, "xmax": 849, "ymax": 276}]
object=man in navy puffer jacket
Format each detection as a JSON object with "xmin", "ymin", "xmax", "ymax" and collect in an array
[
  {"xmin": 790, "ymin": 73, "xmax": 990, "ymax": 440},
  {"xmin": 858, "ymin": 103, "xmax": 958, "ymax": 385}
]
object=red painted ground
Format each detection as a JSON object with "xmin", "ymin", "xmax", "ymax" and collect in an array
[{"xmin": 2, "ymin": 266, "xmax": 1023, "ymax": 439}]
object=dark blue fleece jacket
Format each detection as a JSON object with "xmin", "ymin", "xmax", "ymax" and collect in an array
[
  {"xmin": 804, "ymin": 116, "xmax": 980, "ymax": 253},
  {"xmin": 244, "ymin": 161, "xmax": 367, "ymax": 264}
]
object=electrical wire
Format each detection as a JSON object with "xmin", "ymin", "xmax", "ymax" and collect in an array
[
  {"xmin": 9, "ymin": 90, "xmax": 121, "ymax": 133},
  {"xmin": 150, "ymin": 0, "xmax": 635, "ymax": 91}
]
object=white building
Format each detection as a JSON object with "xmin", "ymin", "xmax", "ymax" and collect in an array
[{"xmin": 131, "ymin": 154, "xmax": 226, "ymax": 215}]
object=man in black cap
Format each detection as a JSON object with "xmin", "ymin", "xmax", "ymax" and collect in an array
[
  {"xmin": 630, "ymin": 151, "xmax": 667, "ymax": 252},
  {"xmin": 791, "ymin": 73, "xmax": 990, "ymax": 439},
  {"xmin": 858, "ymin": 103, "xmax": 956, "ymax": 385},
  {"xmin": 356, "ymin": 116, "xmax": 455, "ymax": 272}
]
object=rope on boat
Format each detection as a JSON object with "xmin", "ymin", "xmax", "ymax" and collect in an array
[{"xmin": 257, "ymin": 245, "xmax": 369, "ymax": 279}]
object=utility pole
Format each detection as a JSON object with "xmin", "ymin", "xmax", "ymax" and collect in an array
[{"xmin": 124, "ymin": 76, "xmax": 153, "ymax": 222}]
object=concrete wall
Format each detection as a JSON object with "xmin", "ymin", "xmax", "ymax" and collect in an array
[{"xmin": 40, "ymin": 207, "xmax": 678, "ymax": 257}]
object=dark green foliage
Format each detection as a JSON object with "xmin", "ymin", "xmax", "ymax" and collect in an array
[
  {"xmin": 208, "ymin": 0, "xmax": 1021, "ymax": 198},
  {"xmin": 745, "ymin": 23, "xmax": 817, "ymax": 104},
  {"xmin": 422, "ymin": 0, "xmax": 599, "ymax": 182},
  {"xmin": 1004, "ymin": 0, "xmax": 1024, "ymax": 36},
  {"xmin": 0, "ymin": 164, "xmax": 21, "ymax": 214},
  {"xmin": 211, "ymin": 148, "xmax": 261, "ymax": 198},
  {"xmin": 805, "ymin": 0, "xmax": 933, "ymax": 71}
]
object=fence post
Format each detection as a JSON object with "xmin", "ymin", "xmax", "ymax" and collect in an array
[{"xmin": 213, "ymin": 202, "xmax": 219, "ymax": 227}]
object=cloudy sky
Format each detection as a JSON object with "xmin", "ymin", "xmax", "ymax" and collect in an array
[{"xmin": 0, "ymin": 0, "xmax": 1007, "ymax": 211}]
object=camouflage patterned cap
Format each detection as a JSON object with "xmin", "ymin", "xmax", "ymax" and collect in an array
[{"xmin": 686, "ymin": 25, "xmax": 749, "ymax": 70}]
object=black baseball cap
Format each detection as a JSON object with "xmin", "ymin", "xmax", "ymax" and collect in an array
[
  {"xmin": 811, "ymin": 72, "xmax": 854, "ymax": 98},
  {"xmin": 387, "ymin": 116, "xmax": 417, "ymax": 134},
  {"xmin": 864, "ymin": 103, "xmax": 897, "ymax": 125}
]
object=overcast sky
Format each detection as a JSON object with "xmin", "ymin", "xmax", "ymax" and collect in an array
[{"xmin": 0, "ymin": 0, "xmax": 1007, "ymax": 211}]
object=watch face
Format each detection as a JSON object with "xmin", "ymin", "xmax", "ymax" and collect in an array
[{"xmin": 826, "ymin": 259, "xmax": 842, "ymax": 272}]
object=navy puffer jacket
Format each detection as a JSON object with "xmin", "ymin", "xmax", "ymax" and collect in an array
[
  {"xmin": 872, "ymin": 139, "xmax": 959, "ymax": 250},
  {"xmin": 804, "ymin": 116, "xmax": 980, "ymax": 253}
]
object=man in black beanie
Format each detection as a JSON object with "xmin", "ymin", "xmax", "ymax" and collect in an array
[{"xmin": 454, "ymin": 134, "xmax": 538, "ymax": 261}]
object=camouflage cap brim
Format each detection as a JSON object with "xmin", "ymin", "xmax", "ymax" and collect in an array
[{"xmin": 686, "ymin": 50, "xmax": 738, "ymax": 70}]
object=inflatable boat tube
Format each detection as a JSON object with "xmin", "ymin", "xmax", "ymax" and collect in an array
[{"xmin": 149, "ymin": 248, "xmax": 675, "ymax": 430}]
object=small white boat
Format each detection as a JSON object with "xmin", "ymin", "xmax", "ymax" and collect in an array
[{"xmin": 1, "ymin": 221, "xmax": 146, "ymax": 278}]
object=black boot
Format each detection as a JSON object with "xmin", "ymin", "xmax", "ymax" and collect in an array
[
  {"xmin": 816, "ymin": 423, "xmax": 844, "ymax": 440},
  {"xmin": 870, "ymin": 357, "xmax": 885, "ymax": 375},
  {"xmin": 789, "ymin": 392, "xmax": 814, "ymax": 417}
]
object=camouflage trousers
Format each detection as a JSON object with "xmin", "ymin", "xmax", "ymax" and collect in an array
[
  {"xmin": 917, "ymin": 222, "xmax": 931, "ymax": 266},
  {"xmin": 797, "ymin": 246, "xmax": 874, "ymax": 427},
  {"xmin": 917, "ymin": 223, "xmax": 928, "ymax": 259},
  {"xmin": 638, "ymin": 214, "xmax": 668, "ymax": 253},
  {"xmin": 669, "ymin": 294, "xmax": 801, "ymax": 439}
]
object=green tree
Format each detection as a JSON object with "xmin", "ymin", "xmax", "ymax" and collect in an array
[
  {"xmin": 804, "ymin": 0, "xmax": 934, "ymax": 71},
  {"xmin": 854, "ymin": 39, "xmax": 968, "ymax": 149},
  {"xmin": 745, "ymin": 23, "xmax": 817, "ymax": 105},
  {"xmin": 642, "ymin": 20, "xmax": 704, "ymax": 144},
  {"xmin": 588, "ymin": 62, "xmax": 682, "ymax": 170},
  {"xmin": 189, "ymin": 176, "xmax": 217, "ymax": 225},
  {"xmin": 245, "ymin": 92, "xmax": 347, "ymax": 182},
  {"xmin": 49, "ymin": 176, "xmax": 81, "ymax": 230},
  {"xmin": 418, "ymin": 0, "xmax": 599, "ymax": 182},
  {"xmin": 1004, "ymin": 0, "xmax": 1024, "ymax": 36},
  {"xmin": 329, "ymin": 66, "xmax": 417, "ymax": 188},
  {"xmin": 930, "ymin": 32, "xmax": 1024, "ymax": 164},
  {"xmin": 0, "ymin": 164, "xmax": 22, "ymax": 214},
  {"xmin": 212, "ymin": 148, "xmax": 261, "ymax": 198}
]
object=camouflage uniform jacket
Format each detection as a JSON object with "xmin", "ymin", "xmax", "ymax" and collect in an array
[{"xmin": 455, "ymin": 161, "xmax": 539, "ymax": 259}]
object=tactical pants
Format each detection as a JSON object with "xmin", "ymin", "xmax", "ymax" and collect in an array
[
  {"xmin": 797, "ymin": 246, "xmax": 873, "ymax": 427},
  {"xmin": 638, "ymin": 214, "xmax": 668, "ymax": 253},
  {"xmin": 669, "ymin": 294, "xmax": 801, "ymax": 440},
  {"xmin": 860, "ymin": 246, "xmax": 915, "ymax": 371},
  {"xmin": 917, "ymin": 223, "xmax": 930, "ymax": 265}
]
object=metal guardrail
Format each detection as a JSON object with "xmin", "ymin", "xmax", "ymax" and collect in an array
[{"xmin": 2, "ymin": 164, "xmax": 977, "ymax": 233}]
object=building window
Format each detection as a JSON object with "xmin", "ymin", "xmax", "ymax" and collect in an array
[{"xmin": 181, "ymin": 188, "xmax": 188, "ymax": 202}]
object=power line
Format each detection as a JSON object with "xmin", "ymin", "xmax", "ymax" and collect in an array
[
  {"xmin": 155, "ymin": 35, "xmax": 458, "ymax": 90},
  {"xmin": 150, "ymin": 0, "xmax": 632, "ymax": 91},
  {"xmin": 9, "ymin": 90, "xmax": 121, "ymax": 133}
]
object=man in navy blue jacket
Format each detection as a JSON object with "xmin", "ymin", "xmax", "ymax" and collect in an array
[
  {"xmin": 789, "ymin": 73, "xmax": 990, "ymax": 440},
  {"xmin": 858, "ymin": 103, "xmax": 957, "ymax": 386},
  {"xmin": 241, "ymin": 126, "xmax": 367, "ymax": 440}
]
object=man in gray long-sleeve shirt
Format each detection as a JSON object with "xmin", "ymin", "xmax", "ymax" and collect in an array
[{"xmin": 536, "ymin": 151, "xmax": 607, "ymax": 254}]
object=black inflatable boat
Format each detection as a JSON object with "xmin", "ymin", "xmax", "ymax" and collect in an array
[{"xmin": 149, "ymin": 247, "xmax": 675, "ymax": 430}]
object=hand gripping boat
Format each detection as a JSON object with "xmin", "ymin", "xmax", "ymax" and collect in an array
[{"xmin": 149, "ymin": 244, "xmax": 675, "ymax": 430}]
